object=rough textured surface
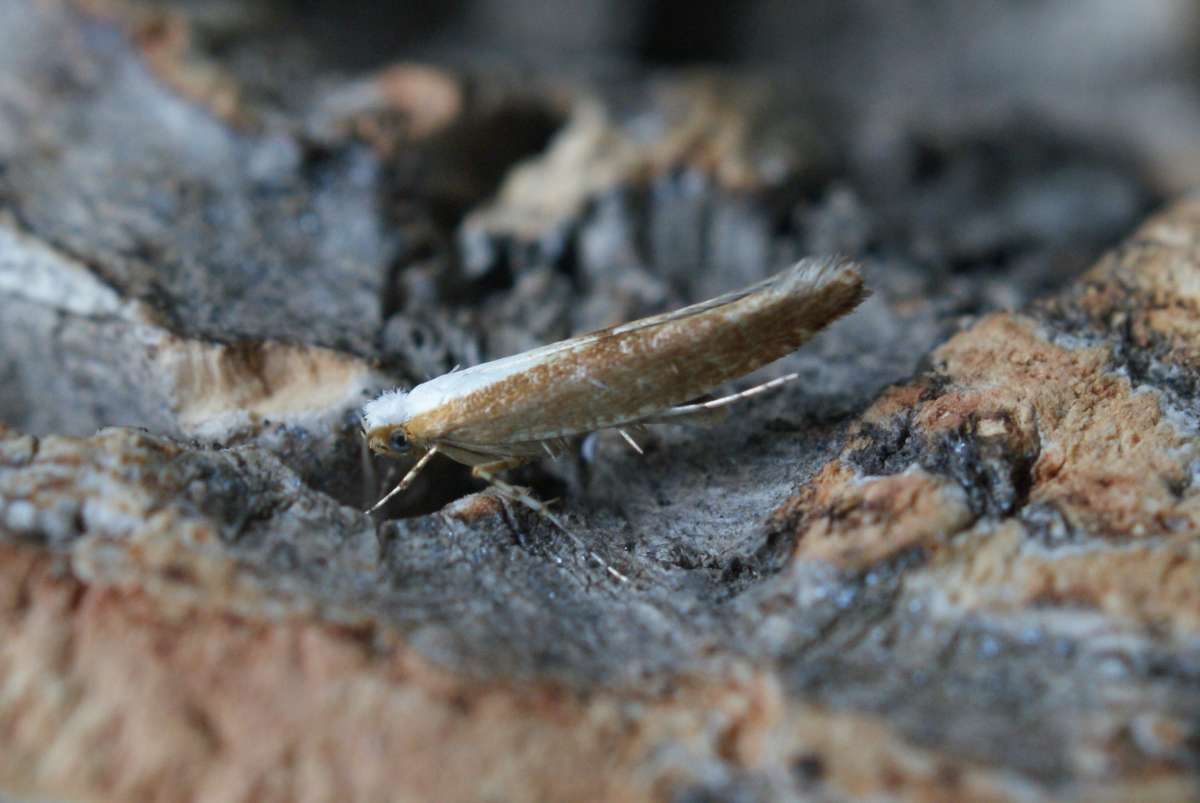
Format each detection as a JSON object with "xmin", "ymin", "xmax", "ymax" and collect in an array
[{"xmin": 2, "ymin": 1, "xmax": 1200, "ymax": 801}]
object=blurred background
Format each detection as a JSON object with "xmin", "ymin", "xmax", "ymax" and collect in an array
[
  {"xmin": 4, "ymin": 0, "xmax": 1194, "ymax": 220},
  {"xmin": 5, "ymin": 0, "xmax": 1200, "ymax": 438},
  {"xmin": 133, "ymin": 0, "xmax": 1200, "ymax": 194},
  {"xmin": 160, "ymin": 0, "xmax": 1199, "ymax": 78}
]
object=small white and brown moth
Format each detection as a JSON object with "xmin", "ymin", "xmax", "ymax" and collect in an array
[{"xmin": 362, "ymin": 257, "xmax": 868, "ymax": 537}]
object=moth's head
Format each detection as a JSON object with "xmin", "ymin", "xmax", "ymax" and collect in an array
[{"xmin": 362, "ymin": 390, "xmax": 414, "ymax": 457}]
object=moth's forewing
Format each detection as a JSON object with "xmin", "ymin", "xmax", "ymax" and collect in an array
[{"xmin": 405, "ymin": 258, "xmax": 867, "ymax": 450}]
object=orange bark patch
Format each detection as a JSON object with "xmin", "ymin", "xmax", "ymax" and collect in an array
[
  {"xmin": 1070, "ymin": 196, "xmax": 1200, "ymax": 372},
  {"xmin": 8, "ymin": 537, "xmax": 1121, "ymax": 802},
  {"xmin": 931, "ymin": 314, "xmax": 1195, "ymax": 538},
  {"xmin": 782, "ymin": 301, "xmax": 1196, "ymax": 587},
  {"xmin": 1, "ymin": 539, "xmax": 1066, "ymax": 803},
  {"xmin": 792, "ymin": 462, "xmax": 974, "ymax": 569},
  {"xmin": 921, "ymin": 524, "xmax": 1200, "ymax": 638}
]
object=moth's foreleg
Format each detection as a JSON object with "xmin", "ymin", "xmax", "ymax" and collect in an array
[
  {"xmin": 367, "ymin": 446, "xmax": 439, "ymax": 513},
  {"xmin": 471, "ymin": 462, "xmax": 628, "ymax": 583}
]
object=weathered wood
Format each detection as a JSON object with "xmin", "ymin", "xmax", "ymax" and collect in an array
[{"xmin": 1, "ymin": 2, "xmax": 1197, "ymax": 801}]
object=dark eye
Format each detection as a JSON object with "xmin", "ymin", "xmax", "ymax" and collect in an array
[{"xmin": 388, "ymin": 430, "xmax": 409, "ymax": 453}]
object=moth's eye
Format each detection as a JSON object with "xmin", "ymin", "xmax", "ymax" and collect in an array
[{"xmin": 388, "ymin": 430, "xmax": 409, "ymax": 453}]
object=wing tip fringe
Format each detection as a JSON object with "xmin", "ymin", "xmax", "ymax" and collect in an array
[{"xmin": 774, "ymin": 255, "xmax": 869, "ymax": 303}]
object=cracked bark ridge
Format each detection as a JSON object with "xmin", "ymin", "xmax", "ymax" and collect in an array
[
  {"xmin": 2, "ymin": 2, "xmax": 1199, "ymax": 802},
  {"xmin": 798, "ymin": 201, "xmax": 1200, "ymax": 646}
]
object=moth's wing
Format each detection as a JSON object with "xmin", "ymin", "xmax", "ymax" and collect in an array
[
  {"xmin": 434, "ymin": 440, "xmax": 546, "ymax": 466},
  {"xmin": 416, "ymin": 273, "xmax": 783, "ymax": 412},
  {"xmin": 434, "ymin": 436, "xmax": 569, "ymax": 463},
  {"xmin": 413, "ymin": 257, "xmax": 866, "ymax": 445},
  {"xmin": 433, "ymin": 335, "xmax": 597, "ymax": 388},
  {"xmin": 603, "ymin": 273, "xmax": 779, "ymax": 336},
  {"xmin": 445, "ymin": 273, "xmax": 778, "ymax": 384}
]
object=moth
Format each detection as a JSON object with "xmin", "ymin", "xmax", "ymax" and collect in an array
[{"xmin": 362, "ymin": 257, "xmax": 868, "ymax": 531}]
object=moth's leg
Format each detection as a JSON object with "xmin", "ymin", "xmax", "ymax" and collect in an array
[
  {"xmin": 468, "ymin": 457, "xmax": 528, "ymax": 478},
  {"xmin": 367, "ymin": 447, "xmax": 439, "ymax": 513},
  {"xmin": 649, "ymin": 373, "xmax": 800, "ymax": 421},
  {"xmin": 471, "ymin": 462, "xmax": 628, "ymax": 583},
  {"xmin": 469, "ymin": 459, "xmax": 534, "ymax": 548},
  {"xmin": 538, "ymin": 438, "xmax": 573, "ymax": 460},
  {"xmin": 492, "ymin": 493, "xmax": 535, "ymax": 552},
  {"xmin": 617, "ymin": 428, "xmax": 644, "ymax": 454},
  {"xmin": 640, "ymin": 397, "xmax": 729, "ymax": 428}
]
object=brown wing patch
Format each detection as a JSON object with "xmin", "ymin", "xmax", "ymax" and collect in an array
[{"xmin": 406, "ymin": 258, "xmax": 867, "ymax": 448}]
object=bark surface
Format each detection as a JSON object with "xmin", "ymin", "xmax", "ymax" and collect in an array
[{"xmin": 1, "ymin": 2, "xmax": 1198, "ymax": 801}]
